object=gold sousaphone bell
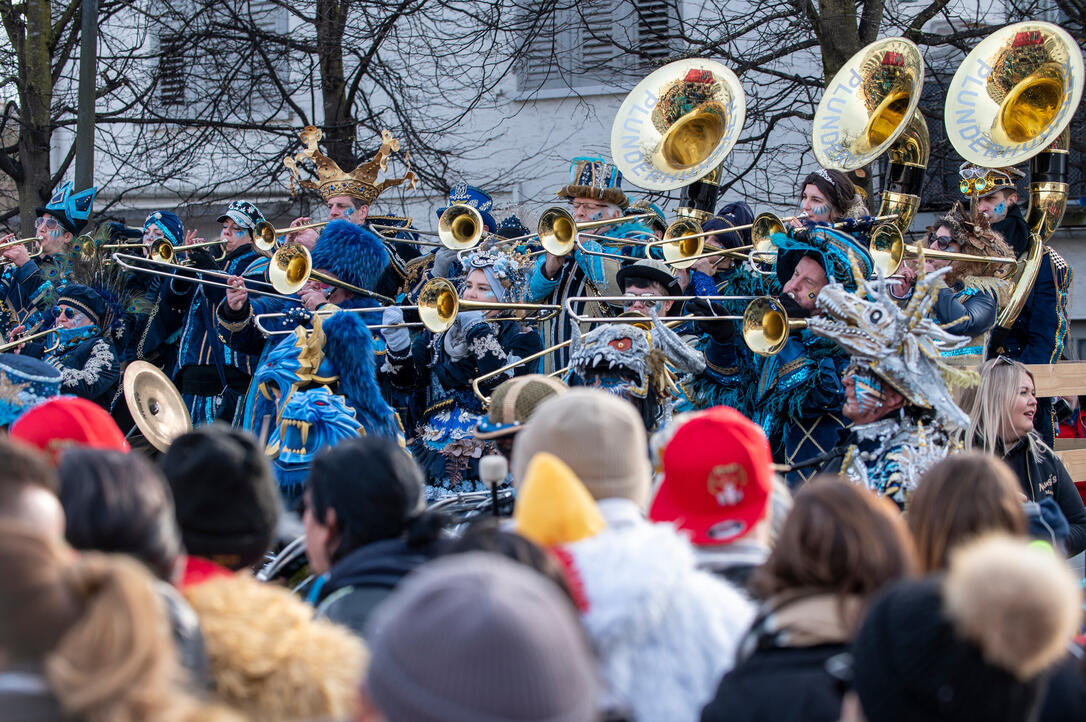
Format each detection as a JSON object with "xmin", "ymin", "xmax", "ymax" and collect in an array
[
  {"xmin": 610, "ymin": 58, "xmax": 746, "ymax": 192},
  {"xmin": 945, "ymin": 21, "xmax": 1083, "ymax": 167},
  {"xmin": 123, "ymin": 361, "xmax": 192, "ymax": 452}
]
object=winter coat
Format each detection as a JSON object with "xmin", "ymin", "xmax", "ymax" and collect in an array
[
  {"xmin": 701, "ymin": 593, "xmax": 861, "ymax": 722},
  {"xmin": 312, "ymin": 536, "xmax": 434, "ymax": 640},
  {"xmin": 1001, "ymin": 434, "xmax": 1086, "ymax": 557},
  {"xmin": 561, "ymin": 499, "xmax": 755, "ymax": 722}
]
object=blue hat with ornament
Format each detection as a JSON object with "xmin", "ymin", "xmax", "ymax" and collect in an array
[
  {"xmin": 36, "ymin": 180, "xmax": 97, "ymax": 235},
  {"xmin": 143, "ymin": 210, "xmax": 185, "ymax": 247},
  {"xmin": 462, "ymin": 250, "xmax": 528, "ymax": 304},
  {"xmin": 216, "ymin": 200, "xmax": 264, "ymax": 232},
  {"xmin": 629, "ymin": 199, "xmax": 667, "ymax": 233},
  {"xmin": 773, "ymin": 226, "xmax": 874, "ymax": 293},
  {"xmin": 436, "ymin": 183, "xmax": 497, "ymax": 234},
  {"xmin": 56, "ymin": 284, "xmax": 109, "ymax": 328},
  {"xmin": 557, "ymin": 156, "xmax": 628, "ymax": 209},
  {"xmin": 495, "ymin": 215, "xmax": 530, "ymax": 240},
  {"xmin": 0, "ymin": 354, "xmax": 62, "ymax": 427}
]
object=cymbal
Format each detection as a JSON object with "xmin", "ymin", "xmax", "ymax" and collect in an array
[{"xmin": 123, "ymin": 361, "xmax": 191, "ymax": 452}]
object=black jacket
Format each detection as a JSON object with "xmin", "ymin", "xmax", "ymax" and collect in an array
[
  {"xmin": 701, "ymin": 643, "xmax": 847, "ymax": 722},
  {"xmin": 313, "ymin": 537, "xmax": 433, "ymax": 639},
  {"xmin": 1002, "ymin": 434, "xmax": 1086, "ymax": 557}
]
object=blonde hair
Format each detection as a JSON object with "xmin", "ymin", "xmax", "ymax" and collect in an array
[
  {"xmin": 967, "ymin": 357, "xmax": 1036, "ymax": 454},
  {"xmin": 0, "ymin": 522, "xmax": 234, "ymax": 722}
]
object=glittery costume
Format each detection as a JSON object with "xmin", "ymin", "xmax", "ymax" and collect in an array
[{"xmin": 808, "ymin": 266, "xmax": 974, "ymax": 507}]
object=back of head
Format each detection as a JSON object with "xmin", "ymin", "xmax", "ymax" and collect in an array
[
  {"xmin": 512, "ymin": 388, "xmax": 651, "ymax": 508},
  {"xmin": 59, "ymin": 448, "xmax": 183, "ymax": 582},
  {"xmin": 0, "ymin": 521, "xmax": 195, "ymax": 722},
  {"xmin": 0, "ymin": 437, "xmax": 61, "ymax": 535},
  {"xmin": 908, "ymin": 452, "xmax": 1026, "ymax": 573},
  {"xmin": 161, "ymin": 424, "xmax": 279, "ymax": 570},
  {"xmin": 365, "ymin": 552, "xmax": 597, "ymax": 722},
  {"xmin": 306, "ymin": 436, "xmax": 425, "ymax": 559},
  {"xmin": 9, "ymin": 397, "xmax": 129, "ymax": 465},
  {"xmin": 751, "ymin": 476, "xmax": 916, "ymax": 607},
  {"xmin": 852, "ymin": 534, "xmax": 1082, "ymax": 722}
]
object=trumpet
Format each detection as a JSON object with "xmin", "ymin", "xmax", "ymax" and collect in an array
[
  {"xmin": 868, "ymin": 226, "xmax": 1018, "ymax": 277},
  {"xmin": 111, "ymin": 253, "xmax": 299, "ymax": 302},
  {"xmin": 418, "ymin": 278, "xmax": 560, "ymax": 333},
  {"xmin": 252, "ymin": 220, "xmax": 330, "ymax": 254},
  {"xmin": 0, "ymin": 236, "xmax": 43, "ymax": 258},
  {"xmin": 266, "ymin": 243, "xmax": 396, "ymax": 304},
  {"xmin": 537, "ymin": 207, "xmax": 654, "ymax": 257},
  {"xmin": 0, "ymin": 327, "xmax": 59, "ymax": 354}
]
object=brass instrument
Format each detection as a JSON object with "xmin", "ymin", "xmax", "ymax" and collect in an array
[
  {"xmin": 0, "ymin": 236, "xmax": 43, "ymax": 258},
  {"xmin": 122, "ymin": 361, "xmax": 192, "ymax": 452},
  {"xmin": 653, "ymin": 212, "xmax": 807, "ymax": 268},
  {"xmin": 367, "ymin": 223, "xmax": 446, "ymax": 247},
  {"xmin": 266, "ymin": 243, "xmax": 396, "ymax": 304},
  {"xmin": 944, "ymin": 21, "xmax": 1083, "ymax": 167},
  {"xmin": 252, "ymin": 220, "xmax": 330, "ymax": 254},
  {"xmin": 742, "ymin": 297, "xmax": 808, "ymax": 357},
  {"xmin": 81, "ymin": 239, "xmax": 179, "ymax": 263},
  {"xmin": 252, "ymin": 307, "xmax": 426, "ymax": 336},
  {"xmin": 561, "ymin": 294, "xmax": 755, "ymax": 325},
  {"xmin": 610, "ymin": 58, "xmax": 746, "ymax": 192},
  {"xmin": 537, "ymin": 207, "xmax": 654, "ymax": 256},
  {"xmin": 417, "ymin": 278, "xmax": 561, "ymax": 333},
  {"xmin": 437, "ymin": 203, "xmax": 485, "ymax": 250},
  {"xmin": 111, "ymin": 253, "xmax": 299, "ymax": 302},
  {"xmin": 154, "ymin": 238, "xmax": 226, "ymax": 264},
  {"xmin": 0, "ymin": 327, "xmax": 59, "ymax": 354},
  {"xmin": 868, "ymin": 225, "xmax": 1017, "ymax": 277}
]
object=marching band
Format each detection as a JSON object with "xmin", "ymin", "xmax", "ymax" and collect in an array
[{"xmin": 0, "ymin": 22, "xmax": 1080, "ymax": 508}]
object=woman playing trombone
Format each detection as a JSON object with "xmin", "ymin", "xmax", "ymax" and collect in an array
[{"xmin": 379, "ymin": 250, "xmax": 542, "ymax": 497}]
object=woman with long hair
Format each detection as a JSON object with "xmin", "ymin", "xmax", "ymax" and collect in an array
[
  {"xmin": 967, "ymin": 357, "xmax": 1086, "ymax": 556},
  {"xmin": 701, "ymin": 476, "xmax": 917, "ymax": 722}
]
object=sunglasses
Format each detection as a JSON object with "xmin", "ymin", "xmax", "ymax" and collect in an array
[
  {"xmin": 930, "ymin": 234, "xmax": 955, "ymax": 251},
  {"xmin": 52, "ymin": 306, "xmax": 77, "ymax": 320},
  {"xmin": 35, "ymin": 217, "xmax": 61, "ymax": 231}
]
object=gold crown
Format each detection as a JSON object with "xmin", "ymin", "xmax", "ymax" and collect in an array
[{"xmin": 283, "ymin": 126, "xmax": 418, "ymax": 205}]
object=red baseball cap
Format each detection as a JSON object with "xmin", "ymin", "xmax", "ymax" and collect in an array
[
  {"xmin": 9, "ymin": 396, "xmax": 129, "ymax": 465},
  {"xmin": 649, "ymin": 406, "xmax": 773, "ymax": 545}
]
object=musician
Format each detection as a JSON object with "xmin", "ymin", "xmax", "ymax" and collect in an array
[
  {"xmin": 119, "ymin": 211, "xmax": 186, "ymax": 369},
  {"xmin": 890, "ymin": 204, "xmax": 1013, "ymax": 367},
  {"xmin": 419, "ymin": 184, "xmax": 500, "ymax": 285},
  {"xmin": 14, "ymin": 285, "xmax": 120, "ymax": 407},
  {"xmin": 810, "ymin": 269, "xmax": 969, "ymax": 508},
  {"xmin": 0, "ymin": 182, "xmax": 97, "ymax": 334},
  {"xmin": 616, "ymin": 259, "xmax": 681, "ymax": 318},
  {"xmin": 791, "ymin": 168, "xmax": 868, "ymax": 227},
  {"xmin": 283, "ymin": 127, "xmax": 416, "ymax": 300},
  {"xmin": 963, "ymin": 163, "xmax": 1072, "ymax": 444},
  {"xmin": 685, "ymin": 226, "xmax": 874, "ymax": 488},
  {"xmin": 628, "ymin": 199, "xmax": 668, "ymax": 240},
  {"xmin": 379, "ymin": 250, "xmax": 542, "ymax": 497},
  {"xmin": 163, "ymin": 200, "xmax": 269, "ymax": 425},
  {"xmin": 676, "ymin": 201, "xmax": 756, "ymax": 299}
]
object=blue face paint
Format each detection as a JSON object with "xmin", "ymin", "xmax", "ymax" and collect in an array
[
  {"xmin": 853, "ymin": 372, "xmax": 886, "ymax": 414},
  {"xmin": 993, "ymin": 202, "xmax": 1006, "ymax": 218},
  {"xmin": 343, "ymin": 207, "xmax": 354, "ymax": 218},
  {"xmin": 811, "ymin": 204, "xmax": 830, "ymax": 219}
]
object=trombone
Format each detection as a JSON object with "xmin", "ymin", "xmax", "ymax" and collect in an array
[
  {"xmin": 537, "ymin": 207, "xmax": 654, "ymax": 256},
  {"xmin": 81, "ymin": 238, "xmax": 179, "ymax": 264},
  {"xmin": 252, "ymin": 307, "xmax": 426, "ymax": 336},
  {"xmin": 0, "ymin": 327, "xmax": 59, "ymax": 354},
  {"xmin": 417, "ymin": 278, "xmax": 561, "ymax": 333},
  {"xmin": 649, "ymin": 212, "xmax": 808, "ymax": 269},
  {"xmin": 252, "ymin": 220, "xmax": 330, "ymax": 255},
  {"xmin": 154, "ymin": 238, "xmax": 226, "ymax": 264},
  {"xmin": 868, "ymin": 226, "xmax": 1018, "ymax": 277},
  {"xmin": 562, "ymin": 294, "xmax": 756, "ymax": 324},
  {"xmin": 111, "ymin": 253, "xmax": 299, "ymax": 302},
  {"xmin": 266, "ymin": 243, "xmax": 396, "ymax": 304}
]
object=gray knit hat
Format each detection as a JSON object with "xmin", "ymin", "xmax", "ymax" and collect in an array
[
  {"xmin": 364, "ymin": 552, "xmax": 598, "ymax": 722},
  {"xmin": 512, "ymin": 389, "xmax": 652, "ymax": 508}
]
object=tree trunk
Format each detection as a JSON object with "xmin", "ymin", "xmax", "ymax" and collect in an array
[
  {"xmin": 16, "ymin": 0, "xmax": 56, "ymax": 235},
  {"xmin": 316, "ymin": 0, "xmax": 355, "ymax": 169},
  {"xmin": 814, "ymin": 0, "xmax": 862, "ymax": 85}
]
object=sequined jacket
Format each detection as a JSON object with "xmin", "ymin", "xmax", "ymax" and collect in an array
[{"xmin": 27, "ymin": 336, "xmax": 120, "ymax": 407}]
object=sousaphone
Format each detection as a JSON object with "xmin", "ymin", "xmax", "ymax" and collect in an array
[
  {"xmin": 945, "ymin": 21, "xmax": 1083, "ymax": 167},
  {"xmin": 123, "ymin": 361, "xmax": 192, "ymax": 452},
  {"xmin": 610, "ymin": 58, "xmax": 746, "ymax": 192}
]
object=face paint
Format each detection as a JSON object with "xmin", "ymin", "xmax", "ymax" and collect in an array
[
  {"xmin": 587, "ymin": 209, "xmax": 607, "ymax": 223},
  {"xmin": 482, "ymin": 289, "xmax": 496, "ymax": 300},
  {"xmin": 812, "ymin": 204, "xmax": 830, "ymax": 218},
  {"xmin": 343, "ymin": 207, "xmax": 354, "ymax": 218},
  {"xmin": 853, "ymin": 372, "xmax": 886, "ymax": 414},
  {"xmin": 992, "ymin": 202, "xmax": 1006, "ymax": 218},
  {"xmin": 807, "ymin": 291, "xmax": 817, "ymax": 301}
]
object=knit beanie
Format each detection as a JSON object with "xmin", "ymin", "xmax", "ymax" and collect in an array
[
  {"xmin": 160, "ymin": 424, "xmax": 279, "ymax": 570},
  {"xmin": 9, "ymin": 396, "xmax": 129, "ymax": 464},
  {"xmin": 852, "ymin": 535, "xmax": 1081, "ymax": 722},
  {"xmin": 364, "ymin": 552, "xmax": 598, "ymax": 722},
  {"xmin": 512, "ymin": 389, "xmax": 652, "ymax": 508}
]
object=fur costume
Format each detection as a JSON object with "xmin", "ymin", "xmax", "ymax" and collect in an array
[
  {"xmin": 184, "ymin": 574, "xmax": 367, "ymax": 721},
  {"xmin": 310, "ymin": 219, "xmax": 389, "ymax": 293},
  {"xmin": 561, "ymin": 500, "xmax": 754, "ymax": 722}
]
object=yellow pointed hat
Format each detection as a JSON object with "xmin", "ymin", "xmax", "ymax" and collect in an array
[{"xmin": 514, "ymin": 452, "xmax": 605, "ymax": 548}]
